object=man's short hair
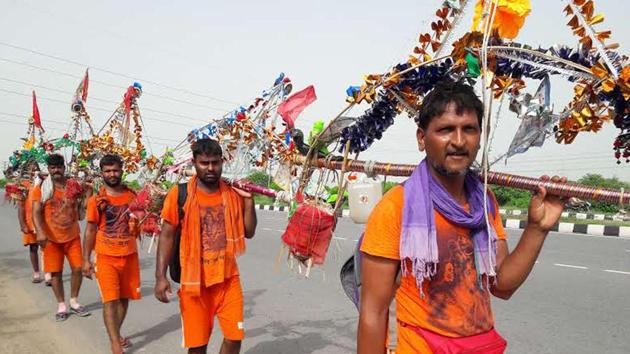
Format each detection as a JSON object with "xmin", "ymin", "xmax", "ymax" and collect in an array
[
  {"xmin": 46, "ymin": 153, "xmax": 65, "ymax": 167},
  {"xmin": 415, "ymin": 81, "xmax": 484, "ymax": 131},
  {"xmin": 25, "ymin": 158, "xmax": 39, "ymax": 171},
  {"xmin": 3, "ymin": 166, "xmax": 14, "ymax": 178},
  {"xmin": 191, "ymin": 139, "xmax": 223, "ymax": 159},
  {"xmin": 99, "ymin": 154, "xmax": 124, "ymax": 169}
]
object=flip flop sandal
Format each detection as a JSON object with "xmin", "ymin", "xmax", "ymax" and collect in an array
[
  {"xmin": 45, "ymin": 281, "xmax": 52, "ymax": 287},
  {"xmin": 70, "ymin": 305, "xmax": 91, "ymax": 317},
  {"xmin": 55, "ymin": 311, "xmax": 69, "ymax": 322},
  {"xmin": 32, "ymin": 276, "xmax": 43, "ymax": 284},
  {"xmin": 120, "ymin": 337, "xmax": 133, "ymax": 348}
]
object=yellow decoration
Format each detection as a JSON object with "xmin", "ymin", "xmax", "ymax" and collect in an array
[
  {"xmin": 601, "ymin": 78, "xmax": 616, "ymax": 93},
  {"xmin": 587, "ymin": 14, "xmax": 605, "ymax": 26},
  {"xmin": 590, "ymin": 62, "xmax": 609, "ymax": 79},
  {"xmin": 472, "ymin": 0, "xmax": 531, "ymax": 39},
  {"xmin": 23, "ymin": 136, "xmax": 34, "ymax": 150}
]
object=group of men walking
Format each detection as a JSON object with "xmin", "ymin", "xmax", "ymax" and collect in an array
[
  {"xmin": 14, "ymin": 138, "xmax": 255, "ymax": 354},
  {"xmin": 12, "ymin": 82, "xmax": 565, "ymax": 354}
]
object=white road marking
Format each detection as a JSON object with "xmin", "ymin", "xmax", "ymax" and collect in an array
[
  {"xmin": 332, "ymin": 236, "xmax": 359, "ymax": 242},
  {"xmin": 547, "ymin": 231, "xmax": 630, "ymax": 240},
  {"xmin": 603, "ymin": 269, "xmax": 630, "ymax": 275},
  {"xmin": 553, "ymin": 263, "xmax": 588, "ymax": 270}
]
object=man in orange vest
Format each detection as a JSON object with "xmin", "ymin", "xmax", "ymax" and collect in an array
[
  {"xmin": 155, "ymin": 139, "xmax": 257, "ymax": 354},
  {"xmin": 357, "ymin": 82, "xmax": 565, "ymax": 353},
  {"xmin": 83, "ymin": 154, "xmax": 140, "ymax": 354},
  {"xmin": 32, "ymin": 154, "xmax": 92, "ymax": 321}
]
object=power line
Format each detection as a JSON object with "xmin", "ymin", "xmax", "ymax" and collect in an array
[
  {"xmin": 0, "ymin": 57, "xmax": 235, "ymax": 112},
  {"xmin": 0, "ymin": 117, "xmax": 64, "ymax": 131},
  {"xmin": 0, "ymin": 41, "xmax": 240, "ymax": 105},
  {"xmin": 365, "ymin": 148, "xmax": 614, "ymax": 163},
  {"xmin": 498, "ymin": 165, "xmax": 627, "ymax": 174},
  {"xmin": 0, "ymin": 75, "xmax": 221, "ymax": 124},
  {"xmin": 499, "ymin": 151, "xmax": 614, "ymax": 161},
  {"xmin": 0, "ymin": 113, "xmax": 180, "ymax": 144},
  {"xmin": 0, "ymin": 87, "xmax": 213, "ymax": 128},
  {"xmin": 500, "ymin": 155, "xmax": 615, "ymax": 165},
  {"xmin": 0, "ymin": 112, "xmax": 182, "ymax": 144}
]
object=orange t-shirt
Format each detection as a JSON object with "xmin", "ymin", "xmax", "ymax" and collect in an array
[
  {"xmin": 161, "ymin": 185, "xmax": 239, "ymax": 286},
  {"xmin": 86, "ymin": 190, "xmax": 137, "ymax": 256},
  {"xmin": 31, "ymin": 185, "xmax": 81, "ymax": 244},
  {"xmin": 361, "ymin": 185, "xmax": 507, "ymax": 353}
]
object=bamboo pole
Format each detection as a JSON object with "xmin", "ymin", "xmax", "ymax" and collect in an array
[{"xmin": 289, "ymin": 156, "xmax": 630, "ymax": 205}]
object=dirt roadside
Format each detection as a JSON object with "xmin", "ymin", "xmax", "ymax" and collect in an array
[{"xmin": 0, "ymin": 266, "xmax": 96, "ymax": 354}]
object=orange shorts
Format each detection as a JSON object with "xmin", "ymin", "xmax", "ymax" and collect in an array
[
  {"xmin": 179, "ymin": 275, "xmax": 244, "ymax": 348},
  {"xmin": 23, "ymin": 232, "xmax": 37, "ymax": 246},
  {"xmin": 43, "ymin": 237, "xmax": 82, "ymax": 273},
  {"xmin": 95, "ymin": 252, "xmax": 142, "ymax": 303}
]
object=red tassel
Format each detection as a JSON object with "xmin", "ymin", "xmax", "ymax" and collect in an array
[
  {"xmin": 64, "ymin": 179, "xmax": 84, "ymax": 201},
  {"xmin": 140, "ymin": 214, "xmax": 161, "ymax": 235}
]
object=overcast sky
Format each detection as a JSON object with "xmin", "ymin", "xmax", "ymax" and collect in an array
[{"xmin": 1, "ymin": 0, "xmax": 628, "ymax": 181}]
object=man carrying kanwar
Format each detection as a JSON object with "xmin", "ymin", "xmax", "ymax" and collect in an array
[
  {"xmin": 155, "ymin": 138, "xmax": 257, "ymax": 354},
  {"xmin": 32, "ymin": 153, "xmax": 92, "ymax": 321},
  {"xmin": 83, "ymin": 154, "xmax": 140, "ymax": 354},
  {"xmin": 357, "ymin": 81, "xmax": 566, "ymax": 354}
]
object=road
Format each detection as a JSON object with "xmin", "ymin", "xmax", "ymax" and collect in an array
[{"xmin": 1, "ymin": 204, "xmax": 629, "ymax": 353}]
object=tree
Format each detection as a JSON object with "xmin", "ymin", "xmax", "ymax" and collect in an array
[
  {"xmin": 577, "ymin": 174, "xmax": 630, "ymax": 213},
  {"xmin": 246, "ymin": 170, "xmax": 283, "ymax": 191},
  {"xmin": 489, "ymin": 174, "xmax": 630, "ymax": 214},
  {"xmin": 490, "ymin": 185, "xmax": 531, "ymax": 209}
]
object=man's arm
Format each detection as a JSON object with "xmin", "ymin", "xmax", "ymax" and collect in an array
[
  {"xmin": 32, "ymin": 200, "xmax": 48, "ymax": 248},
  {"xmin": 242, "ymin": 197, "xmax": 257, "ymax": 239},
  {"xmin": 17, "ymin": 201, "xmax": 29, "ymax": 233},
  {"xmin": 154, "ymin": 221, "xmax": 176, "ymax": 303},
  {"xmin": 82, "ymin": 222, "xmax": 98, "ymax": 279},
  {"xmin": 231, "ymin": 187, "xmax": 257, "ymax": 239},
  {"xmin": 358, "ymin": 253, "xmax": 399, "ymax": 354},
  {"xmin": 77, "ymin": 180, "xmax": 93, "ymax": 221},
  {"xmin": 492, "ymin": 176, "xmax": 566, "ymax": 299}
]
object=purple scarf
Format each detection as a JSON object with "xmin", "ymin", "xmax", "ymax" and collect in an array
[{"xmin": 400, "ymin": 160, "xmax": 498, "ymax": 294}]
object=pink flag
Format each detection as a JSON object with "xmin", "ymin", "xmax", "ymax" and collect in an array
[
  {"xmin": 32, "ymin": 90, "xmax": 42, "ymax": 129},
  {"xmin": 278, "ymin": 85, "xmax": 317, "ymax": 128}
]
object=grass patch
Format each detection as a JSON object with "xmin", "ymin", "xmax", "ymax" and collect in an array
[
  {"xmin": 503, "ymin": 214, "xmax": 630, "ymax": 227},
  {"xmin": 254, "ymin": 195, "xmax": 289, "ymax": 207}
]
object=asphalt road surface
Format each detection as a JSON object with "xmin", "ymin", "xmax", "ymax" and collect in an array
[{"xmin": 1, "ymin": 204, "xmax": 629, "ymax": 353}]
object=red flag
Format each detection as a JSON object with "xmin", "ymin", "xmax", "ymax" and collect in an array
[
  {"xmin": 32, "ymin": 90, "xmax": 42, "ymax": 129},
  {"xmin": 278, "ymin": 85, "xmax": 317, "ymax": 129},
  {"xmin": 123, "ymin": 85, "xmax": 135, "ymax": 116},
  {"xmin": 81, "ymin": 69, "xmax": 89, "ymax": 102},
  {"xmin": 74, "ymin": 69, "xmax": 89, "ymax": 103}
]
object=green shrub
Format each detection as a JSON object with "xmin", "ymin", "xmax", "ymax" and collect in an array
[
  {"xmin": 246, "ymin": 170, "xmax": 283, "ymax": 191},
  {"xmin": 125, "ymin": 179, "xmax": 142, "ymax": 191},
  {"xmin": 490, "ymin": 185, "xmax": 532, "ymax": 209},
  {"xmin": 490, "ymin": 174, "xmax": 630, "ymax": 214},
  {"xmin": 577, "ymin": 174, "xmax": 630, "ymax": 213}
]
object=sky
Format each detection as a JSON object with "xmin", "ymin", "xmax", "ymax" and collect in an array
[{"xmin": 0, "ymin": 0, "xmax": 628, "ymax": 181}]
